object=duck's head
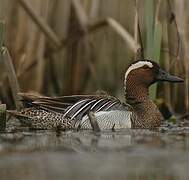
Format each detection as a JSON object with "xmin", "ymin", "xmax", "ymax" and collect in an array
[{"xmin": 124, "ymin": 60, "xmax": 184, "ymax": 100}]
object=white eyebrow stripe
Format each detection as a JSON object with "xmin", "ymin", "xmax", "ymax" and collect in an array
[
  {"xmin": 124, "ymin": 61, "xmax": 153, "ymax": 89},
  {"xmin": 125, "ymin": 61, "xmax": 153, "ymax": 81},
  {"xmin": 90, "ymin": 98, "xmax": 106, "ymax": 110},
  {"xmin": 63, "ymin": 99, "xmax": 90, "ymax": 117},
  {"xmin": 96, "ymin": 101, "xmax": 113, "ymax": 112},
  {"xmin": 71, "ymin": 99, "xmax": 97, "ymax": 120}
]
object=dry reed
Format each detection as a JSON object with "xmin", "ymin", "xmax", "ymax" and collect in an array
[{"xmin": 0, "ymin": 0, "xmax": 187, "ymax": 113}]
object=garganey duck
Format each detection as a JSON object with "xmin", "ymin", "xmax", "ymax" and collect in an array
[{"xmin": 9, "ymin": 60, "xmax": 183, "ymax": 130}]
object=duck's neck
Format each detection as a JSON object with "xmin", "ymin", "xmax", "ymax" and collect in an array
[
  {"xmin": 124, "ymin": 81, "xmax": 161, "ymax": 128},
  {"xmin": 125, "ymin": 81, "xmax": 149, "ymax": 104}
]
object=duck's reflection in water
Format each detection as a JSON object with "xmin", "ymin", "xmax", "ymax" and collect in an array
[
  {"xmin": 0, "ymin": 129, "xmax": 165, "ymax": 153},
  {"xmin": 0, "ymin": 129, "xmax": 189, "ymax": 180}
]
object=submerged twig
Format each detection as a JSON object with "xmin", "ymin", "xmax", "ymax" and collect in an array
[
  {"xmin": 112, "ymin": 124, "xmax": 115, "ymax": 132},
  {"xmin": 88, "ymin": 111, "xmax": 100, "ymax": 132},
  {"xmin": 179, "ymin": 113, "xmax": 189, "ymax": 120}
]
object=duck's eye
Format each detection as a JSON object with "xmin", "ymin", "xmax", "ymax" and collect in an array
[{"xmin": 142, "ymin": 65, "xmax": 149, "ymax": 69}]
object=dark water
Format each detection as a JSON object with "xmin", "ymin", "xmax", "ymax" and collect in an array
[{"xmin": 0, "ymin": 123, "xmax": 189, "ymax": 180}]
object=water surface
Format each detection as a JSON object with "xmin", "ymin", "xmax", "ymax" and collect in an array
[{"xmin": 0, "ymin": 122, "xmax": 189, "ymax": 180}]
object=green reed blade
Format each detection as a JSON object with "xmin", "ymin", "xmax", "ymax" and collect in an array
[
  {"xmin": 145, "ymin": 0, "xmax": 154, "ymax": 58},
  {"xmin": 149, "ymin": 21, "xmax": 163, "ymax": 99},
  {"xmin": 153, "ymin": 21, "xmax": 162, "ymax": 61}
]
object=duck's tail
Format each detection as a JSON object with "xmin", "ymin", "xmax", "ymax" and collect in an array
[{"xmin": 7, "ymin": 109, "xmax": 33, "ymax": 126}]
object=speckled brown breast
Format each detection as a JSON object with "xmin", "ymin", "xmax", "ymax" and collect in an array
[{"xmin": 131, "ymin": 100, "xmax": 162, "ymax": 128}]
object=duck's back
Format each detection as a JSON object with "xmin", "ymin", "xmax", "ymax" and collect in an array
[{"xmin": 10, "ymin": 93, "xmax": 133, "ymax": 130}]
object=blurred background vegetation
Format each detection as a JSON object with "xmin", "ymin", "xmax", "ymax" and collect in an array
[{"xmin": 0, "ymin": 0, "xmax": 188, "ymax": 114}]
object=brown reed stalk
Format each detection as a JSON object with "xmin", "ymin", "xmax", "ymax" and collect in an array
[
  {"xmin": 64, "ymin": 2, "xmax": 82, "ymax": 94},
  {"xmin": 60, "ymin": 18, "xmax": 140, "ymax": 54},
  {"xmin": 89, "ymin": 0, "xmax": 100, "ymax": 19},
  {"xmin": 134, "ymin": 0, "xmax": 140, "ymax": 59},
  {"xmin": 17, "ymin": 0, "xmax": 61, "ymax": 49},
  {"xmin": 174, "ymin": 0, "xmax": 189, "ymax": 112},
  {"xmin": 36, "ymin": 0, "xmax": 50, "ymax": 92},
  {"xmin": 0, "ymin": 0, "xmax": 187, "ymax": 114},
  {"xmin": 2, "ymin": 47, "xmax": 22, "ymax": 109},
  {"xmin": 162, "ymin": 22, "xmax": 171, "ymax": 105}
]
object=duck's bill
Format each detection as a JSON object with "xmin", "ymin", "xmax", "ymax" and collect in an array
[{"xmin": 156, "ymin": 69, "xmax": 184, "ymax": 82}]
